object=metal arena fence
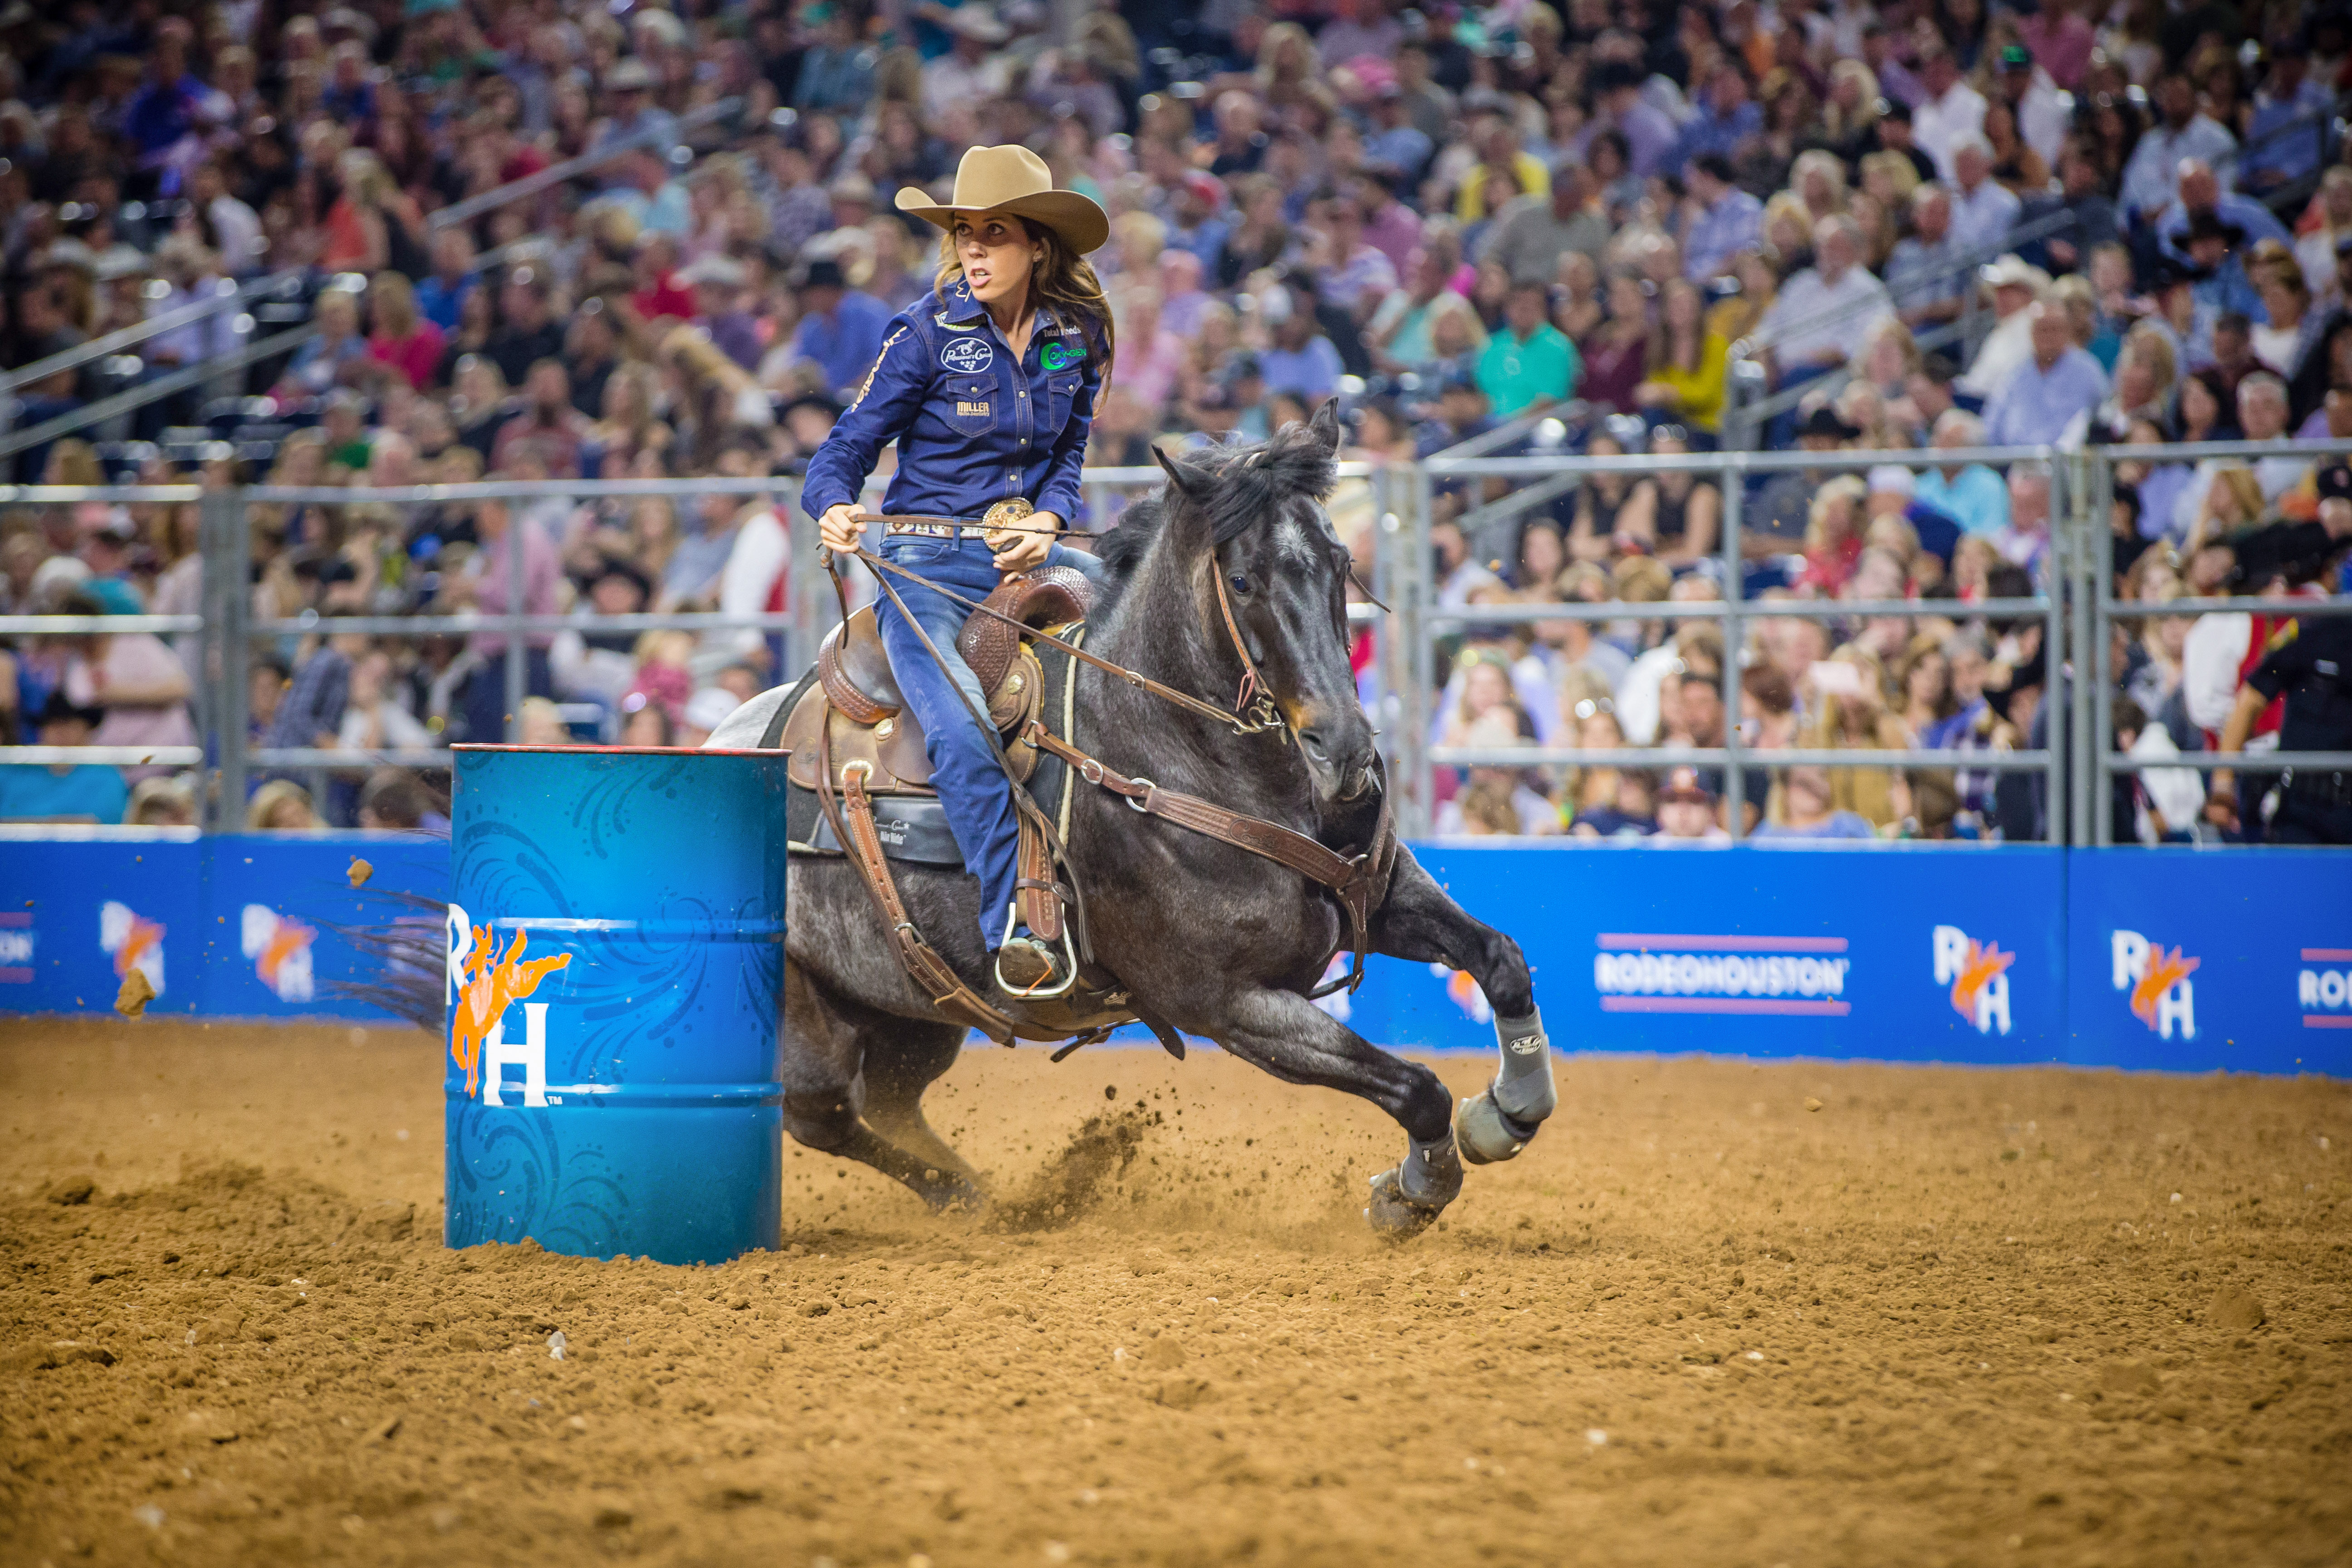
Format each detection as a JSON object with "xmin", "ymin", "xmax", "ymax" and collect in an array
[{"xmin": 1, "ymin": 440, "xmax": 2347, "ymax": 843}]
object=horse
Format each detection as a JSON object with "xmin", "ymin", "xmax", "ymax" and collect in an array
[{"xmin": 710, "ymin": 400, "xmax": 1557, "ymax": 1235}]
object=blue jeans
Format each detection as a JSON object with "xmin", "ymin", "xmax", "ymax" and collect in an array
[{"xmin": 873, "ymin": 536, "xmax": 1102, "ymax": 952}]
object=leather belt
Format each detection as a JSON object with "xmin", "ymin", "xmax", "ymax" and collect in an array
[{"xmin": 883, "ymin": 518, "xmax": 996, "ymax": 540}]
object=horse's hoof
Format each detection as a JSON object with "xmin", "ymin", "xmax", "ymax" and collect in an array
[
  {"xmin": 1456, "ymin": 1086, "xmax": 1539, "ymax": 1166},
  {"xmin": 1364, "ymin": 1168, "xmax": 1446, "ymax": 1238},
  {"xmin": 918, "ymin": 1176, "xmax": 988, "ymax": 1215}
]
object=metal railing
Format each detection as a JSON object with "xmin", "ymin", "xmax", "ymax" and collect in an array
[
  {"xmin": 2084, "ymin": 437, "xmax": 2352, "ymax": 846},
  {"xmin": 3, "ymin": 441, "xmax": 2346, "ymax": 844},
  {"xmin": 1405, "ymin": 438, "xmax": 2068, "ymax": 842}
]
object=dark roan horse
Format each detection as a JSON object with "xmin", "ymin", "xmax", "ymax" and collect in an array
[{"xmin": 710, "ymin": 401, "xmax": 1557, "ymax": 1235}]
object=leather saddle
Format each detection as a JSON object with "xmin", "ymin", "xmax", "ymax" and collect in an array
[{"xmin": 783, "ymin": 565, "xmax": 1092, "ymax": 797}]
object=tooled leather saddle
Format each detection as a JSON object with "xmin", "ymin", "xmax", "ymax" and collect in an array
[
  {"xmin": 784, "ymin": 568, "xmax": 1101, "ymax": 1046},
  {"xmin": 779, "ymin": 564, "xmax": 1092, "ymax": 798}
]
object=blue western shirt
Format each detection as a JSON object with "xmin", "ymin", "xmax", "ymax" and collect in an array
[{"xmin": 800, "ymin": 278, "xmax": 1104, "ymax": 526}]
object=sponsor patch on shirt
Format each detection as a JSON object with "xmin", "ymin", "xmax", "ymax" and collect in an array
[
  {"xmin": 1041, "ymin": 340, "xmax": 1086, "ymax": 372},
  {"xmin": 957, "ymin": 400, "xmax": 991, "ymax": 417},
  {"xmin": 941, "ymin": 336, "xmax": 994, "ymax": 373}
]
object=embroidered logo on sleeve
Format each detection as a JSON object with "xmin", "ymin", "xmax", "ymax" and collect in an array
[
  {"xmin": 1041, "ymin": 341, "xmax": 1087, "ymax": 372},
  {"xmin": 941, "ymin": 337, "xmax": 994, "ymax": 373},
  {"xmin": 848, "ymin": 327, "xmax": 910, "ymax": 412}
]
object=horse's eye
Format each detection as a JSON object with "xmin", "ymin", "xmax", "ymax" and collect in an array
[{"xmin": 1230, "ymin": 573, "xmax": 1250, "ymax": 594}]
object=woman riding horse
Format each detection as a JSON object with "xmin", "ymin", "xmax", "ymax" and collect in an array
[{"xmin": 801, "ymin": 145, "xmax": 1114, "ymax": 999}]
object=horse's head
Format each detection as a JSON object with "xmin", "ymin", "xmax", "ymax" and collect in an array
[{"xmin": 1142, "ymin": 399, "xmax": 1377, "ymax": 805}]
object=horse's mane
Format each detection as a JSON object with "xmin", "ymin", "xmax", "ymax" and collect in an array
[{"xmin": 1091, "ymin": 423, "xmax": 1339, "ymax": 603}]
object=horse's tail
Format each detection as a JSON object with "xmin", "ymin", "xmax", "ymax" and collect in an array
[{"xmin": 325, "ymin": 885, "xmax": 450, "ymax": 1035}]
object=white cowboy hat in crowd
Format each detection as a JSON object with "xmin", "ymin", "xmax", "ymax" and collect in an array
[
  {"xmin": 946, "ymin": 5, "xmax": 1010, "ymax": 44},
  {"xmin": 893, "ymin": 144, "xmax": 1110, "ymax": 256}
]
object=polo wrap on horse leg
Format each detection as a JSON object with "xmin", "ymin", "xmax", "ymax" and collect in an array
[
  {"xmin": 1456, "ymin": 1008, "xmax": 1556, "ymax": 1166},
  {"xmin": 1365, "ymin": 1130, "xmax": 1463, "ymax": 1235}
]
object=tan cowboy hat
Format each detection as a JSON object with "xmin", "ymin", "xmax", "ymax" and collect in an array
[{"xmin": 893, "ymin": 144, "xmax": 1109, "ymax": 256}]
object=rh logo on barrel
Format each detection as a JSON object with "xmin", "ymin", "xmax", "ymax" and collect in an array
[{"xmin": 446, "ymin": 904, "xmax": 571, "ymax": 1107}]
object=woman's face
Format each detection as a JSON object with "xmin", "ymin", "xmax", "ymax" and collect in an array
[
  {"xmin": 2210, "ymin": 476, "xmax": 2249, "ymax": 523},
  {"xmin": 351, "ymin": 652, "xmax": 387, "ymax": 703},
  {"xmin": 1821, "ymin": 495, "xmax": 1855, "ymax": 539},
  {"xmin": 1607, "ymin": 275, "xmax": 1646, "ymax": 320},
  {"xmin": 2117, "ymin": 353, "xmax": 2154, "ymax": 407},
  {"xmin": 1664, "ymin": 280, "xmax": 1700, "ymax": 331},
  {"xmin": 1463, "ymin": 662, "xmax": 1511, "ymax": 715},
  {"xmin": 1432, "ymin": 308, "xmax": 1471, "ymax": 356},
  {"xmin": 956, "ymin": 213, "xmax": 1039, "ymax": 306},
  {"xmin": 1906, "ymin": 652, "xmax": 1947, "ymax": 706},
  {"xmin": 1867, "ymin": 331, "xmax": 1904, "ymax": 385},
  {"xmin": 1520, "ymin": 525, "xmax": 1565, "ymax": 583},
  {"xmin": 1948, "ymin": 643, "xmax": 1986, "ymax": 701},
  {"xmin": 2181, "ymin": 376, "xmax": 2216, "ymax": 430},
  {"xmin": 621, "ymin": 704, "xmax": 667, "ymax": 745},
  {"xmin": 1590, "ymin": 139, "xmax": 1623, "ymax": 179},
  {"xmin": 1578, "ymin": 711, "xmax": 1623, "ymax": 749}
]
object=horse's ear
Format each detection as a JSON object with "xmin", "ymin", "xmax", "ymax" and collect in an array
[
  {"xmin": 1151, "ymin": 442, "xmax": 1218, "ymax": 551},
  {"xmin": 1308, "ymin": 397, "xmax": 1343, "ymax": 455},
  {"xmin": 1152, "ymin": 442, "xmax": 1210, "ymax": 505}
]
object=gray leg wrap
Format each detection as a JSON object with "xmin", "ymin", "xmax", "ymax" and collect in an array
[
  {"xmin": 1365, "ymin": 1131, "xmax": 1462, "ymax": 1236},
  {"xmin": 1456, "ymin": 1009, "xmax": 1556, "ymax": 1166}
]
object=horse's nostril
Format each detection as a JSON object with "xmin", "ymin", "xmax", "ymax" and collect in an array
[{"xmin": 1300, "ymin": 730, "xmax": 1332, "ymax": 761}]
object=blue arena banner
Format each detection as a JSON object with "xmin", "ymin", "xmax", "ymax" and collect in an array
[
  {"xmin": 0, "ymin": 828, "xmax": 2345, "ymax": 1076},
  {"xmin": 203, "ymin": 832, "xmax": 452, "ymax": 1019},
  {"xmin": 0, "ymin": 827, "xmax": 448, "ymax": 1020},
  {"xmin": 0, "ymin": 828, "xmax": 206, "ymax": 1016},
  {"xmin": 2065, "ymin": 850, "xmax": 2352, "ymax": 1078},
  {"xmin": 1337, "ymin": 843, "xmax": 2068, "ymax": 1065}
]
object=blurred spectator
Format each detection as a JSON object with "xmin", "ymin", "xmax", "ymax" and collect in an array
[
  {"xmin": 246, "ymin": 779, "xmax": 322, "ymax": 832},
  {"xmin": 1478, "ymin": 281, "xmax": 1578, "ymax": 418},
  {"xmin": 1982, "ymin": 306, "xmax": 2108, "ymax": 448},
  {"xmin": 786, "ymin": 258, "xmax": 890, "ymax": 401},
  {"xmin": 0, "ymin": 692, "xmax": 127, "ymax": 823}
]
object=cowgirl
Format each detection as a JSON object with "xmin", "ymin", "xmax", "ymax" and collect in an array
[{"xmin": 803, "ymin": 145, "xmax": 1114, "ymax": 996}]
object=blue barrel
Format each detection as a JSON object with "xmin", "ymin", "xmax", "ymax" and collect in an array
[{"xmin": 444, "ymin": 745, "xmax": 789, "ymax": 1264}]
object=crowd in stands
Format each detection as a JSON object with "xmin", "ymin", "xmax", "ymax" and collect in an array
[{"xmin": 0, "ymin": 0, "xmax": 2347, "ymax": 842}]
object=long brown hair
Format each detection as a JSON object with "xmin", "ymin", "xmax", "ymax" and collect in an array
[{"xmin": 932, "ymin": 216, "xmax": 1116, "ymax": 389}]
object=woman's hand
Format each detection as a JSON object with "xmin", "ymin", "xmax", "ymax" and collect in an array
[
  {"xmin": 991, "ymin": 510, "xmax": 1059, "ymax": 575},
  {"xmin": 818, "ymin": 504, "xmax": 864, "ymax": 556}
]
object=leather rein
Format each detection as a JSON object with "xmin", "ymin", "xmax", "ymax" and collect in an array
[{"xmin": 830, "ymin": 525, "xmax": 1390, "ymax": 998}]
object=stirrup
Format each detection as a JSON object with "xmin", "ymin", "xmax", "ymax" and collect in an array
[{"xmin": 993, "ymin": 903, "xmax": 1081, "ymax": 1000}]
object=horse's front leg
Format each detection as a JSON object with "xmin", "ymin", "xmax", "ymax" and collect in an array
[
  {"xmin": 1367, "ymin": 848, "xmax": 1558, "ymax": 1166},
  {"xmin": 1218, "ymin": 986, "xmax": 1463, "ymax": 1237}
]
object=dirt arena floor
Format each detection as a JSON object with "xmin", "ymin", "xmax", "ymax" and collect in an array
[{"xmin": 2, "ymin": 1019, "xmax": 2349, "ymax": 1568}]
